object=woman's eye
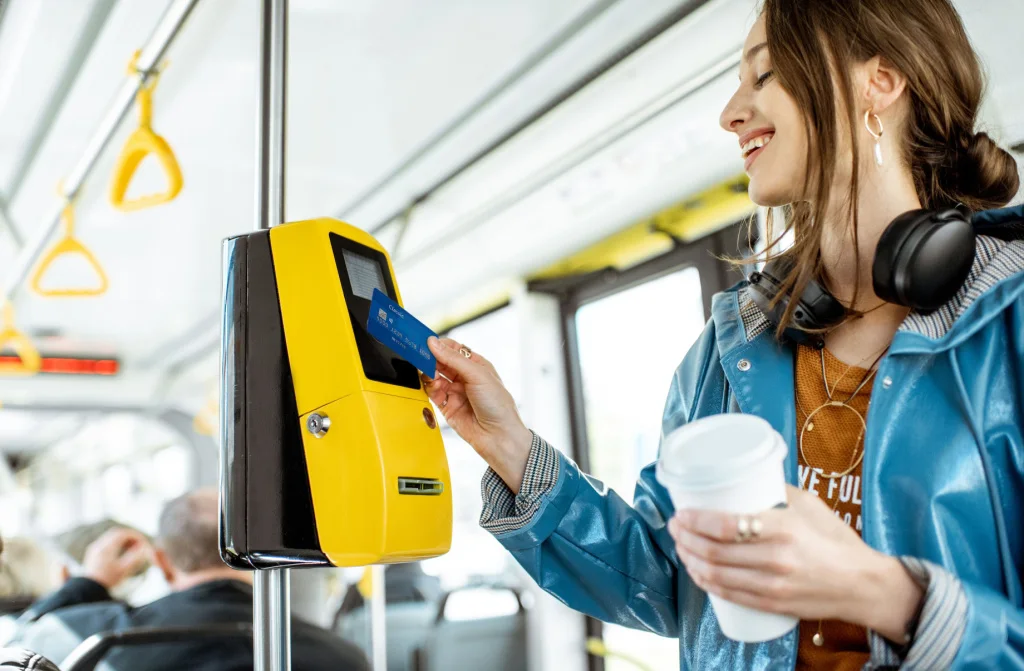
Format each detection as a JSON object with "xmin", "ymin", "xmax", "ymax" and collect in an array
[{"xmin": 754, "ymin": 70, "xmax": 774, "ymax": 89}]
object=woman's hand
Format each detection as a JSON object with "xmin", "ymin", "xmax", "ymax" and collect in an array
[
  {"xmin": 667, "ymin": 485, "xmax": 924, "ymax": 641},
  {"xmin": 423, "ymin": 337, "xmax": 533, "ymax": 493}
]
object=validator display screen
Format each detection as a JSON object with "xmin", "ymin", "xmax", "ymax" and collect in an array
[{"xmin": 329, "ymin": 233, "xmax": 420, "ymax": 390}]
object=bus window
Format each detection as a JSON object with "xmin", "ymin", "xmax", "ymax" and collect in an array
[
  {"xmin": 422, "ymin": 305, "xmax": 523, "ymax": 590},
  {"xmin": 574, "ymin": 266, "xmax": 706, "ymax": 671}
]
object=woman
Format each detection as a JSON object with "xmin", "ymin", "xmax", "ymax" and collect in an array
[{"xmin": 425, "ymin": 0, "xmax": 1023, "ymax": 668}]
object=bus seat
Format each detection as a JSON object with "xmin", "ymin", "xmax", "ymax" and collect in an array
[
  {"xmin": 59, "ymin": 624, "xmax": 252, "ymax": 671},
  {"xmin": 415, "ymin": 586, "xmax": 527, "ymax": 671},
  {"xmin": 336, "ymin": 602, "xmax": 436, "ymax": 671}
]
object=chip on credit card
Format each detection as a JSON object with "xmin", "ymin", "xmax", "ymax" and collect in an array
[{"xmin": 366, "ymin": 288, "xmax": 438, "ymax": 379}]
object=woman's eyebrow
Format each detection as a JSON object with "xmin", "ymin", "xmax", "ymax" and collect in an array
[{"xmin": 744, "ymin": 42, "xmax": 768, "ymax": 62}]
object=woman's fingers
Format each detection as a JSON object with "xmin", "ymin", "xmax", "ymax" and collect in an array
[
  {"xmin": 680, "ymin": 548, "xmax": 778, "ymax": 594},
  {"xmin": 673, "ymin": 507, "xmax": 787, "ymax": 544},
  {"xmin": 423, "ymin": 381, "xmax": 448, "ymax": 408},
  {"xmin": 684, "ymin": 560, "xmax": 790, "ymax": 615},
  {"xmin": 670, "ymin": 522, "xmax": 791, "ymax": 570},
  {"xmin": 428, "ymin": 337, "xmax": 488, "ymax": 384},
  {"xmin": 436, "ymin": 337, "xmax": 501, "ymax": 378}
]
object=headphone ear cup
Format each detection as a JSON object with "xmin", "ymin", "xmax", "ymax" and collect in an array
[{"xmin": 873, "ymin": 208, "xmax": 975, "ymax": 311}]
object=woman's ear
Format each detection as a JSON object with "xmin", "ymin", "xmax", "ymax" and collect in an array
[{"xmin": 860, "ymin": 55, "xmax": 908, "ymax": 115}]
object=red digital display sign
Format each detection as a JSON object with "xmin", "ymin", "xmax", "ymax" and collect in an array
[{"xmin": 0, "ymin": 355, "xmax": 120, "ymax": 375}]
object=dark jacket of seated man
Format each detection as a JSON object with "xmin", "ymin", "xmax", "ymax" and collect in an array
[{"xmin": 14, "ymin": 489, "xmax": 369, "ymax": 671}]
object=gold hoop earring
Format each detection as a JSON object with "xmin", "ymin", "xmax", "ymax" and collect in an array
[{"xmin": 864, "ymin": 110, "xmax": 884, "ymax": 167}]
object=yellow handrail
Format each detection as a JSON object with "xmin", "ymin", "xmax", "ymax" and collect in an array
[
  {"xmin": 109, "ymin": 50, "xmax": 183, "ymax": 211},
  {"xmin": 30, "ymin": 195, "xmax": 109, "ymax": 298},
  {"xmin": 585, "ymin": 638, "xmax": 654, "ymax": 671},
  {"xmin": 0, "ymin": 303, "xmax": 42, "ymax": 376}
]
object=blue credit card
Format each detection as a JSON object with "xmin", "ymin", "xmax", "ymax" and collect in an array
[{"xmin": 366, "ymin": 288, "xmax": 438, "ymax": 379}]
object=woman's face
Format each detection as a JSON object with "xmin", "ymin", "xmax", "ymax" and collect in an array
[{"xmin": 720, "ymin": 16, "xmax": 810, "ymax": 206}]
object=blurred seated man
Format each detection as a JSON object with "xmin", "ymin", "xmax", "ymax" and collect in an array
[
  {"xmin": 0, "ymin": 535, "xmax": 62, "ymax": 671},
  {"xmin": 15, "ymin": 489, "xmax": 369, "ymax": 671},
  {"xmin": 0, "ymin": 537, "xmax": 61, "ymax": 606}
]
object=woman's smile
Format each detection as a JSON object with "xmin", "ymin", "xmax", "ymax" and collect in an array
[{"xmin": 740, "ymin": 128, "xmax": 776, "ymax": 172}]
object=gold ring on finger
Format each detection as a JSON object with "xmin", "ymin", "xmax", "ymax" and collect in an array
[
  {"xmin": 749, "ymin": 516, "xmax": 763, "ymax": 539},
  {"xmin": 735, "ymin": 516, "xmax": 752, "ymax": 543}
]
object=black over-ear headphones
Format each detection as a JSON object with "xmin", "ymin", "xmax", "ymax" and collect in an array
[{"xmin": 747, "ymin": 207, "xmax": 975, "ymax": 347}]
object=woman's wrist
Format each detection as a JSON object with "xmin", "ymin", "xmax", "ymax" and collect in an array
[
  {"xmin": 852, "ymin": 552, "xmax": 925, "ymax": 642},
  {"xmin": 487, "ymin": 424, "xmax": 534, "ymax": 495}
]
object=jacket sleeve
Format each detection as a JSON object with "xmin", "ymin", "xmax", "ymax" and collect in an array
[
  {"xmin": 478, "ymin": 321, "xmax": 720, "ymax": 635},
  {"xmin": 940, "ymin": 287, "xmax": 1024, "ymax": 668}
]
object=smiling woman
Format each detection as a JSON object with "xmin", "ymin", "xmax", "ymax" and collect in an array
[
  {"xmin": 424, "ymin": 0, "xmax": 1024, "ymax": 669},
  {"xmin": 2, "ymin": 0, "xmax": 1023, "ymax": 669}
]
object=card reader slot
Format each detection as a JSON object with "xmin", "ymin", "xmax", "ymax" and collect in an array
[{"xmin": 397, "ymin": 477, "xmax": 444, "ymax": 496}]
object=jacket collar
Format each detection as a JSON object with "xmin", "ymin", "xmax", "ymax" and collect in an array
[
  {"xmin": 712, "ymin": 290, "xmax": 799, "ymax": 483},
  {"xmin": 719, "ymin": 232, "xmax": 1024, "ymax": 356}
]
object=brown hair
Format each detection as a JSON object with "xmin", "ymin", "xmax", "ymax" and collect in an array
[{"xmin": 758, "ymin": 0, "xmax": 1019, "ymax": 332}]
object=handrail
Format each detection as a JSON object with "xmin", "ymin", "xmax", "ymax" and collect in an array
[
  {"xmin": 585, "ymin": 637, "xmax": 654, "ymax": 671},
  {"xmin": 0, "ymin": 0, "xmax": 200, "ymax": 307},
  {"xmin": 108, "ymin": 50, "xmax": 184, "ymax": 211},
  {"xmin": 0, "ymin": 302, "xmax": 41, "ymax": 376},
  {"xmin": 30, "ymin": 197, "xmax": 109, "ymax": 297}
]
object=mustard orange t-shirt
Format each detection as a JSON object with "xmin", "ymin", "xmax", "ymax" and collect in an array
[{"xmin": 794, "ymin": 345, "xmax": 873, "ymax": 671}]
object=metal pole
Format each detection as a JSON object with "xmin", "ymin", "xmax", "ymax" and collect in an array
[
  {"xmin": 253, "ymin": 1, "xmax": 289, "ymax": 671},
  {"xmin": 257, "ymin": 0, "xmax": 287, "ymax": 232},
  {"xmin": 370, "ymin": 565, "xmax": 388, "ymax": 671},
  {"xmin": 0, "ymin": 0, "xmax": 200, "ymax": 305},
  {"xmin": 255, "ymin": 569, "xmax": 291, "ymax": 671}
]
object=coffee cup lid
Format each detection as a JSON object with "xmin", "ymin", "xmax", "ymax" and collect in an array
[{"xmin": 655, "ymin": 414, "xmax": 786, "ymax": 490}]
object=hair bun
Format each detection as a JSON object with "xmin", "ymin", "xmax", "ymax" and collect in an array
[{"xmin": 953, "ymin": 132, "xmax": 1020, "ymax": 211}]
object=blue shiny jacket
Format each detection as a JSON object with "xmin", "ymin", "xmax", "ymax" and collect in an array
[{"xmin": 485, "ymin": 205, "xmax": 1024, "ymax": 669}]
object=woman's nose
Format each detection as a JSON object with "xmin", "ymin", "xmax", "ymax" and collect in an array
[{"xmin": 720, "ymin": 90, "xmax": 753, "ymax": 133}]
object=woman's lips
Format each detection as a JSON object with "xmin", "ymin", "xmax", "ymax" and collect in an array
[{"xmin": 744, "ymin": 143, "xmax": 768, "ymax": 171}]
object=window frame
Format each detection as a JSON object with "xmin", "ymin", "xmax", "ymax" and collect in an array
[{"xmin": 528, "ymin": 221, "xmax": 752, "ymax": 671}]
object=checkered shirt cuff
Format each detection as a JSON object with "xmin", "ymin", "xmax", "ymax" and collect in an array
[{"xmin": 479, "ymin": 432, "xmax": 560, "ymax": 535}]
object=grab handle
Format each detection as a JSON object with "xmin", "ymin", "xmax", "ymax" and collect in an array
[
  {"xmin": 108, "ymin": 51, "xmax": 183, "ymax": 211},
  {"xmin": 0, "ymin": 303, "xmax": 42, "ymax": 376},
  {"xmin": 30, "ymin": 199, "xmax": 109, "ymax": 298}
]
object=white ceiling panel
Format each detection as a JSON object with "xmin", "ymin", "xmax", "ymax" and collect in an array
[{"xmin": 0, "ymin": 0, "xmax": 1021, "ymax": 435}]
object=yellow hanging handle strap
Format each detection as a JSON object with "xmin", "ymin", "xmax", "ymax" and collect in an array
[
  {"xmin": 0, "ymin": 303, "xmax": 42, "ymax": 376},
  {"xmin": 109, "ymin": 50, "xmax": 183, "ymax": 212},
  {"xmin": 192, "ymin": 388, "xmax": 219, "ymax": 436},
  {"xmin": 31, "ymin": 189, "xmax": 109, "ymax": 298}
]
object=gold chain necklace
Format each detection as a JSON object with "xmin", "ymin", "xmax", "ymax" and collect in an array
[
  {"xmin": 798, "ymin": 348, "xmax": 883, "ymax": 479},
  {"xmin": 800, "ymin": 346, "xmax": 888, "ymax": 647}
]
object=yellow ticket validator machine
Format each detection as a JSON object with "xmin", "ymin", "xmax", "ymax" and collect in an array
[{"xmin": 219, "ymin": 218, "xmax": 452, "ymax": 568}]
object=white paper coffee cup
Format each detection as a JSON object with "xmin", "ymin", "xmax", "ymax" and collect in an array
[{"xmin": 656, "ymin": 413, "xmax": 797, "ymax": 643}]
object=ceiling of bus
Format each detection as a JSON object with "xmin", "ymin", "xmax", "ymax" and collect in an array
[{"xmin": 0, "ymin": 0, "xmax": 1022, "ymax": 454}]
